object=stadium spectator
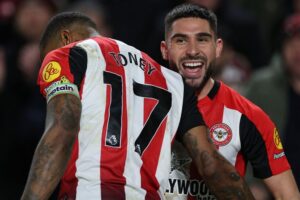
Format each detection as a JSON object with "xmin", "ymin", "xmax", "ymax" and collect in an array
[
  {"xmin": 246, "ymin": 13, "xmax": 300, "ymax": 190},
  {"xmin": 0, "ymin": 0, "xmax": 56, "ymax": 198}
]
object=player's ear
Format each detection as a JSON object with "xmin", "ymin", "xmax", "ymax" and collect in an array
[
  {"xmin": 61, "ymin": 30, "xmax": 71, "ymax": 46},
  {"xmin": 216, "ymin": 38, "xmax": 223, "ymax": 58},
  {"xmin": 160, "ymin": 41, "xmax": 168, "ymax": 60}
]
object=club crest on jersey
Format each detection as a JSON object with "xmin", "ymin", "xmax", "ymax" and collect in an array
[
  {"xmin": 42, "ymin": 61, "xmax": 61, "ymax": 82},
  {"xmin": 273, "ymin": 128, "xmax": 283, "ymax": 150},
  {"xmin": 209, "ymin": 123, "xmax": 232, "ymax": 146}
]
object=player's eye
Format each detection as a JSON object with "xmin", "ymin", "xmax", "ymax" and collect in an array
[
  {"xmin": 198, "ymin": 36, "xmax": 209, "ymax": 42},
  {"xmin": 174, "ymin": 37, "xmax": 187, "ymax": 44}
]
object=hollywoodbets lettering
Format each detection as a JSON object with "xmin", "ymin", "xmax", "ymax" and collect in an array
[
  {"xmin": 166, "ymin": 179, "xmax": 216, "ymax": 200},
  {"xmin": 109, "ymin": 52, "xmax": 156, "ymax": 75}
]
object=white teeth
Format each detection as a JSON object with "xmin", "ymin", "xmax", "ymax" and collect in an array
[
  {"xmin": 185, "ymin": 63, "xmax": 201, "ymax": 67},
  {"xmin": 184, "ymin": 62, "xmax": 203, "ymax": 68}
]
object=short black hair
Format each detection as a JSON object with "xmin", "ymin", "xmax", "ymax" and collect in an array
[
  {"xmin": 164, "ymin": 3, "xmax": 218, "ymax": 38},
  {"xmin": 40, "ymin": 11, "xmax": 97, "ymax": 51}
]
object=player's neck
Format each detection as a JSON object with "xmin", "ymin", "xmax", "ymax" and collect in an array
[{"xmin": 197, "ymin": 78, "xmax": 215, "ymax": 100}]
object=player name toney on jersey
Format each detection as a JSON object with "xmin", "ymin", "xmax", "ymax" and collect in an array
[{"xmin": 108, "ymin": 51, "xmax": 156, "ymax": 75}]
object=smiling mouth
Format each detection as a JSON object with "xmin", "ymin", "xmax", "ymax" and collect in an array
[
  {"xmin": 181, "ymin": 61, "xmax": 205, "ymax": 76},
  {"xmin": 182, "ymin": 61, "xmax": 205, "ymax": 69}
]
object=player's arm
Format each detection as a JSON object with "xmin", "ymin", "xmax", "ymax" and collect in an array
[
  {"xmin": 263, "ymin": 170, "xmax": 300, "ymax": 200},
  {"xmin": 21, "ymin": 94, "xmax": 81, "ymax": 200},
  {"xmin": 182, "ymin": 126, "xmax": 255, "ymax": 199},
  {"xmin": 238, "ymin": 109, "xmax": 300, "ymax": 199},
  {"xmin": 177, "ymin": 82, "xmax": 254, "ymax": 199}
]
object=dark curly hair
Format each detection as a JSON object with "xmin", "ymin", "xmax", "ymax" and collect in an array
[
  {"xmin": 39, "ymin": 12, "xmax": 97, "ymax": 52},
  {"xmin": 164, "ymin": 3, "xmax": 218, "ymax": 39}
]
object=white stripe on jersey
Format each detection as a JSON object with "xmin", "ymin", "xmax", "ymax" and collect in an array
[
  {"xmin": 74, "ymin": 39, "xmax": 106, "ymax": 199},
  {"xmin": 219, "ymin": 106, "xmax": 242, "ymax": 165},
  {"xmin": 115, "ymin": 40, "xmax": 147, "ymax": 199},
  {"xmin": 156, "ymin": 67, "xmax": 184, "ymax": 195}
]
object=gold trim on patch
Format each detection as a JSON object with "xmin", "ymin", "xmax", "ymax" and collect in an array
[
  {"xmin": 273, "ymin": 128, "xmax": 283, "ymax": 150},
  {"xmin": 42, "ymin": 61, "xmax": 61, "ymax": 82}
]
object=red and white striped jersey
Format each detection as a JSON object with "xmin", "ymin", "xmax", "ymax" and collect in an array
[
  {"xmin": 37, "ymin": 36, "xmax": 204, "ymax": 200},
  {"xmin": 165, "ymin": 81, "xmax": 290, "ymax": 200}
]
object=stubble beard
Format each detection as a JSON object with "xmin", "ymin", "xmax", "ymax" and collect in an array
[
  {"xmin": 169, "ymin": 59, "xmax": 215, "ymax": 92},
  {"xmin": 196, "ymin": 63, "xmax": 213, "ymax": 92},
  {"xmin": 186, "ymin": 61, "xmax": 214, "ymax": 93}
]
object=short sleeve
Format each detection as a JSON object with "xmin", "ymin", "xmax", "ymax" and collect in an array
[
  {"xmin": 37, "ymin": 46, "xmax": 84, "ymax": 103},
  {"xmin": 176, "ymin": 83, "xmax": 206, "ymax": 141},
  {"xmin": 240, "ymin": 114, "xmax": 290, "ymax": 178}
]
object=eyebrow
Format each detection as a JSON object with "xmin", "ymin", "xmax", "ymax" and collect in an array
[
  {"xmin": 197, "ymin": 32, "xmax": 213, "ymax": 38},
  {"xmin": 170, "ymin": 32, "xmax": 213, "ymax": 40}
]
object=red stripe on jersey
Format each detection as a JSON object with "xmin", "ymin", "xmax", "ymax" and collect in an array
[
  {"xmin": 235, "ymin": 151, "xmax": 246, "ymax": 176},
  {"xmin": 198, "ymin": 97, "xmax": 224, "ymax": 130},
  {"xmin": 216, "ymin": 82, "xmax": 290, "ymax": 175},
  {"xmin": 140, "ymin": 53, "xmax": 167, "ymax": 200},
  {"xmin": 58, "ymin": 138, "xmax": 79, "ymax": 200},
  {"xmin": 197, "ymin": 97, "xmax": 224, "ymax": 151},
  {"xmin": 96, "ymin": 37, "xmax": 127, "ymax": 199}
]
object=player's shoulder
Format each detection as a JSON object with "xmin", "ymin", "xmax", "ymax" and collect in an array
[
  {"xmin": 219, "ymin": 82, "xmax": 271, "ymax": 120},
  {"xmin": 43, "ymin": 42, "xmax": 80, "ymax": 64},
  {"xmin": 220, "ymin": 82, "xmax": 257, "ymax": 107}
]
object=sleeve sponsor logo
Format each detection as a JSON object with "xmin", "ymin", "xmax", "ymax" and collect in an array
[
  {"xmin": 274, "ymin": 152, "xmax": 285, "ymax": 159},
  {"xmin": 209, "ymin": 123, "xmax": 232, "ymax": 146},
  {"xmin": 273, "ymin": 128, "xmax": 283, "ymax": 150},
  {"xmin": 42, "ymin": 61, "xmax": 61, "ymax": 82}
]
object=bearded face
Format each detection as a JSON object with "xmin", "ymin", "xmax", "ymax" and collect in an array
[{"xmin": 161, "ymin": 17, "xmax": 222, "ymax": 91}]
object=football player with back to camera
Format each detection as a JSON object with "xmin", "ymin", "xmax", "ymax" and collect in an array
[
  {"xmin": 21, "ymin": 12, "xmax": 255, "ymax": 200},
  {"xmin": 160, "ymin": 3, "xmax": 300, "ymax": 200}
]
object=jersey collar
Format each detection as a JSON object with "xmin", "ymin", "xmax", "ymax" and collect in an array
[{"xmin": 207, "ymin": 80, "xmax": 221, "ymax": 100}]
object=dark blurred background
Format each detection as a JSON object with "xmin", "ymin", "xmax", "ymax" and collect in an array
[{"xmin": 0, "ymin": 0, "xmax": 299, "ymax": 199}]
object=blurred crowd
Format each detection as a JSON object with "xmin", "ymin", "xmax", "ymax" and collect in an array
[{"xmin": 0, "ymin": 0, "xmax": 299, "ymax": 199}]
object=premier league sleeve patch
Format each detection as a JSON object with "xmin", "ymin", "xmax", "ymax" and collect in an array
[{"xmin": 44, "ymin": 76, "xmax": 80, "ymax": 103}]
